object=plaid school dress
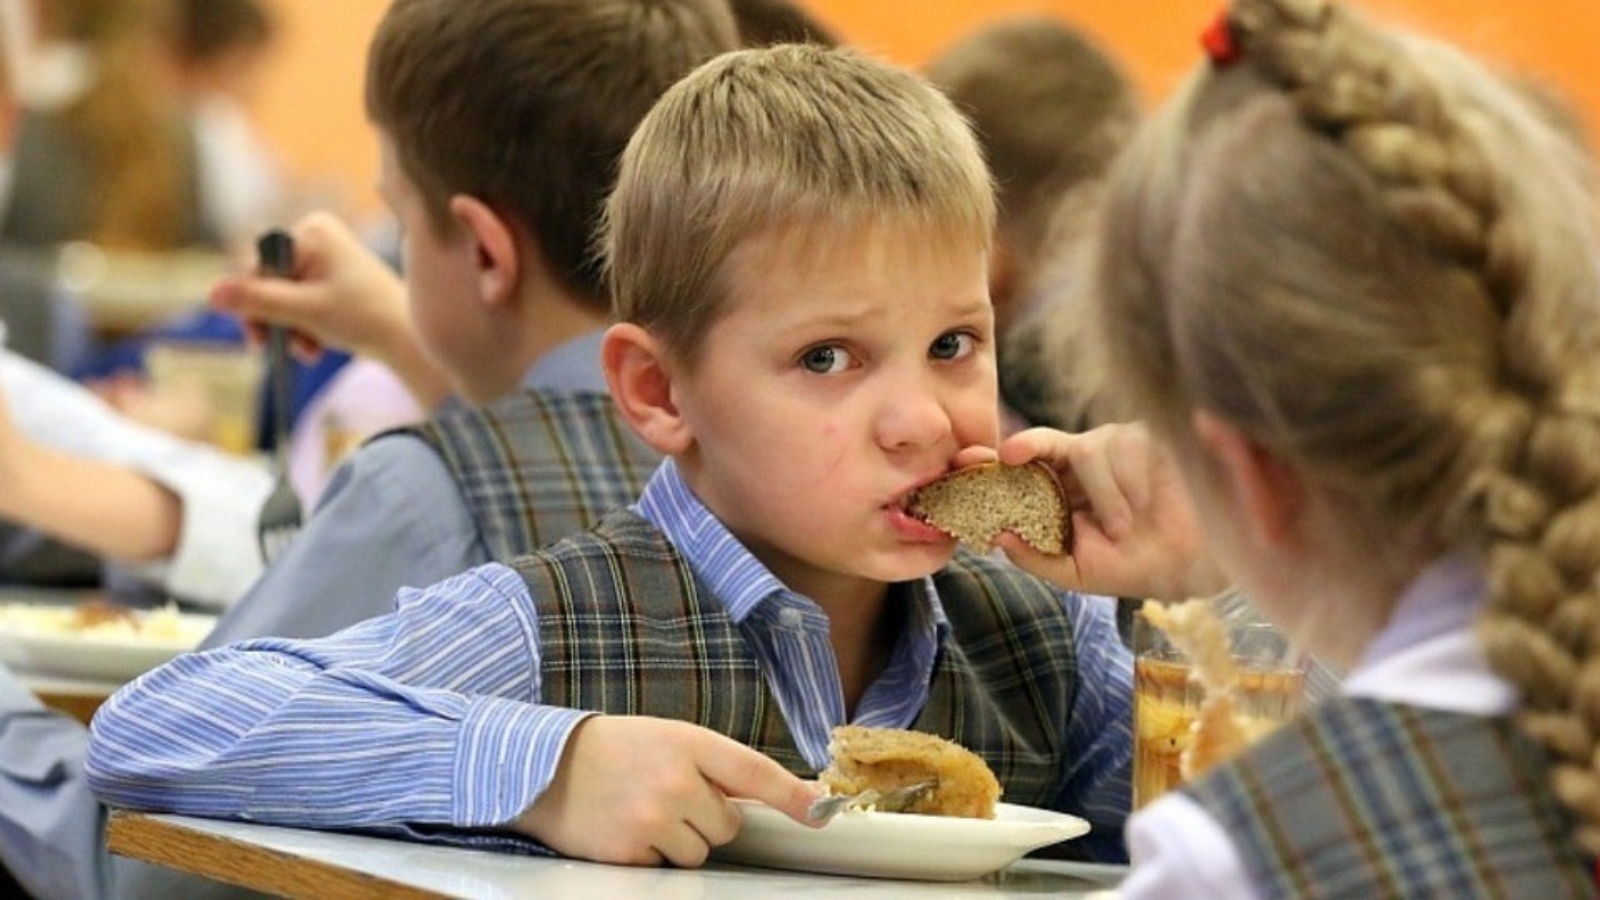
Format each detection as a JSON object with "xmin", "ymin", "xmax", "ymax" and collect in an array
[{"xmin": 1184, "ymin": 697, "xmax": 1596, "ymax": 899}]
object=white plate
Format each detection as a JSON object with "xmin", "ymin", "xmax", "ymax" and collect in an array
[
  {"xmin": 716, "ymin": 799, "xmax": 1091, "ymax": 882},
  {"xmin": 0, "ymin": 603, "xmax": 214, "ymax": 682}
]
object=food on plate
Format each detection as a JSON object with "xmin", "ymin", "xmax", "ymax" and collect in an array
[
  {"xmin": 0, "ymin": 599, "xmax": 207, "ymax": 644},
  {"xmin": 817, "ymin": 725, "xmax": 1001, "ymax": 819},
  {"xmin": 907, "ymin": 461, "xmax": 1069, "ymax": 554}
]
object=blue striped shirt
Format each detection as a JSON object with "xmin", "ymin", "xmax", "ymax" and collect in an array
[{"xmin": 87, "ymin": 459, "xmax": 1132, "ymax": 854}]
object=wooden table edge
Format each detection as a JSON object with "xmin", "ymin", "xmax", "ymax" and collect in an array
[{"xmin": 105, "ymin": 810, "xmax": 447, "ymax": 900}]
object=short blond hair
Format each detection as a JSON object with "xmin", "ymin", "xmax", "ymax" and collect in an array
[{"xmin": 603, "ymin": 44, "xmax": 995, "ymax": 364}]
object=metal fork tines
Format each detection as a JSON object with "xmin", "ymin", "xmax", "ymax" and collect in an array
[
  {"xmin": 808, "ymin": 781, "xmax": 935, "ymax": 824},
  {"xmin": 255, "ymin": 229, "xmax": 302, "ymax": 563}
]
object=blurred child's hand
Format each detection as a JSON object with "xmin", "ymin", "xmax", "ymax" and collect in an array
[
  {"xmin": 90, "ymin": 373, "xmax": 213, "ymax": 444},
  {"xmin": 0, "ymin": 383, "xmax": 20, "ymax": 489},
  {"xmin": 208, "ymin": 211, "xmax": 411, "ymax": 366},
  {"xmin": 513, "ymin": 715, "xmax": 818, "ymax": 867},
  {"xmin": 994, "ymin": 422, "xmax": 1226, "ymax": 601}
]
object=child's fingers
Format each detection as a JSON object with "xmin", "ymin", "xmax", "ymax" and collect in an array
[
  {"xmin": 1063, "ymin": 440, "xmax": 1134, "ymax": 540},
  {"xmin": 949, "ymin": 444, "xmax": 1000, "ymax": 469},
  {"xmin": 651, "ymin": 819, "xmax": 717, "ymax": 868},
  {"xmin": 994, "ymin": 531, "xmax": 1088, "ymax": 590},
  {"xmin": 697, "ymin": 732, "xmax": 819, "ymax": 827}
]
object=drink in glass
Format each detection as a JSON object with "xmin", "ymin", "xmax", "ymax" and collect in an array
[{"xmin": 1132, "ymin": 607, "xmax": 1307, "ymax": 809}]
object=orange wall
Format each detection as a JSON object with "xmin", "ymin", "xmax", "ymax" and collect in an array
[
  {"xmin": 805, "ymin": 0, "xmax": 1600, "ymax": 127},
  {"xmin": 251, "ymin": 0, "xmax": 388, "ymax": 221},
  {"xmin": 252, "ymin": 0, "xmax": 1600, "ymax": 220}
]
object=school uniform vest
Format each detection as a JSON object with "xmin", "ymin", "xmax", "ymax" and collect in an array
[
  {"xmin": 510, "ymin": 510, "xmax": 1080, "ymax": 807},
  {"xmin": 1182, "ymin": 697, "xmax": 1596, "ymax": 899},
  {"xmin": 407, "ymin": 389, "xmax": 661, "ymax": 559}
]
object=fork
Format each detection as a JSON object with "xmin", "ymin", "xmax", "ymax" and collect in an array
[
  {"xmin": 254, "ymin": 229, "xmax": 302, "ymax": 563},
  {"xmin": 808, "ymin": 781, "xmax": 935, "ymax": 824}
]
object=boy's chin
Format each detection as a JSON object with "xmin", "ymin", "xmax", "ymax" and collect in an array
[{"xmin": 870, "ymin": 543, "xmax": 958, "ymax": 583}]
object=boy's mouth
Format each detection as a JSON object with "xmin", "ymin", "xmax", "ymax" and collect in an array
[{"xmin": 887, "ymin": 479, "xmax": 956, "ymax": 541}]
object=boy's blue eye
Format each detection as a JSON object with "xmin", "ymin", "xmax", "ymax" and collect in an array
[
  {"xmin": 800, "ymin": 345, "xmax": 853, "ymax": 374},
  {"xmin": 930, "ymin": 332, "xmax": 975, "ymax": 361}
]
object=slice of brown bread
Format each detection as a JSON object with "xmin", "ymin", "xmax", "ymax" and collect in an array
[
  {"xmin": 817, "ymin": 725, "xmax": 1002, "ymax": 819},
  {"xmin": 907, "ymin": 461, "xmax": 1069, "ymax": 554}
]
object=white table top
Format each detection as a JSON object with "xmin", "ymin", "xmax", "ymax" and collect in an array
[{"xmin": 109, "ymin": 812, "xmax": 1127, "ymax": 900}]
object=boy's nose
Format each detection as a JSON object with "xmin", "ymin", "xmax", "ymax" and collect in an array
[{"xmin": 875, "ymin": 376, "xmax": 954, "ymax": 451}]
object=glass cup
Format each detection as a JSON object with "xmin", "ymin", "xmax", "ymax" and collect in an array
[
  {"xmin": 1131, "ymin": 600, "xmax": 1308, "ymax": 809},
  {"xmin": 143, "ymin": 341, "xmax": 265, "ymax": 456}
]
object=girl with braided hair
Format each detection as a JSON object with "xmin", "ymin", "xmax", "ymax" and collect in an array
[{"xmin": 997, "ymin": 0, "xmax": 1600, "ymax": 895}]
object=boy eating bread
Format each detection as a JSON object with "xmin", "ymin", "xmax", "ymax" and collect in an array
[{"xmin": 87, "ymin": 44, "xmax": 1216, "ymax": 867}]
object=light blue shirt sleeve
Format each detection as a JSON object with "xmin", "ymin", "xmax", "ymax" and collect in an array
[
  {"xmin": 203, "ymin": 433, "xmax": 486, "ymax": 647},
  {"xmin": 0, "ymin": 666, "xmax": 276, "ymax": 899},
  {"xmin": 0, "ymin": 666, "xmax": 108, "ymax": 900},
  {"xmin": 88, "ymin": 563, "xmax": 592, "ymax": 850},
  {"xmin": 1056, "ymin": 594, "xmax": 1135, "ymax": 849}
]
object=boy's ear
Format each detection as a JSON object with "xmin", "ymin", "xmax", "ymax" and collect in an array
[
  {"xmin": 448, "ymin": 194, "xmax": 518, "ymax": 307},
  {"xmin": 602, "ymin": 323, "xmax": 693, "ymax": 455},
  {"xmin": 1191, "ymin": 409, "xmax": 1303, "ymax": 549}
]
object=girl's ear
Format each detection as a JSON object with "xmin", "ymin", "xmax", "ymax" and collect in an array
[
  {"xmin": 1192, "ymin": 409, "xmax": 1304, "ymax": 549},
  {"xmin": 602, "ymin": 323, "xmax": 693, "ymax": 455},
  {"xmin": 449, "ymin": 194, "xmax": 519, "ymax": 308}
]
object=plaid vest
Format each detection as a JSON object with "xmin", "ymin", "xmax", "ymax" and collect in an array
[
  {"xmin": 1183, "ymin": 697, "xmax": 1596, "ymax": 899},
  {"xmin": 407, "ymin": 389, "xmax": 660, "ymax": 559},
  {"xmin": 512, "ymin": 510, "xmax": 1079, "ymax": 807}
]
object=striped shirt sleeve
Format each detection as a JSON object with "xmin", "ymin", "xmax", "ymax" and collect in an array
[
  {"xmin": 85, "ymin": 563, "xmax": 591, "ymax": 851},
  {"xmin": 1056, "ymin": 592, "xmax": 1135, "ymax": 858}
]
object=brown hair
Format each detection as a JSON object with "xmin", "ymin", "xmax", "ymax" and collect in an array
[
  {"xmin": 1086, "ymin": 0, "xmax": 1600, "ymax": 851},
  {"xmin": 728, "ymin": 0, "xmax": 839, "ymax": 47},
  {"xmin": 603, "ymin": 44, "xmax": 995, "ymax": 366},
  {"xmin": 51, "ymin": 0, "xmax": 200, "ymax": 250},
  {"xmin": 174, "ymin": 0, "xmax": 274, "ymax": 66},
  {"xmin": 365, "ymin": 0, "xmax": 740, "ymax": 311},
  {"xmin": 926, "ymin": 15, "xmax": 1141, "ymax": 429},
  {"xmin": 925, "ymin": 15, "xmax": 1138, "ymax": 297}
]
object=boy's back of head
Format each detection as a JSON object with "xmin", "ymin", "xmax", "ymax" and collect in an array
[
  {"xmin": 926, "ymin": 16, "xmax": 1142, "ymax": 431},
  {"xmin": 728, "ymin": 0, "xmax": 839, "ymax": 48},
  {"xmin": 604, "ymin": 43, "xmax": 995, "ymax": 362},
  {"xmin": 925, "ymin": 16, "xmax": 1139, "ymax": 303},
  {"xmin": 366, "ymin": 0, "xmax": 741, "ymax": 313},
  {"xmin": 175, "ymin": 0, "xmax": 275, "ymax": 68}
]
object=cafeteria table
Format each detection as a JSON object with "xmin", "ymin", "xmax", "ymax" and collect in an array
[{"xmin": 107, "ymin": 810, "xmax": 1127, "ymax": 900}]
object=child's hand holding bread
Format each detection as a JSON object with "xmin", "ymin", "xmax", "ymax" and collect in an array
[{"xmin": 928, "ymin": 423, "xmax": 1227, "ymax": 602}]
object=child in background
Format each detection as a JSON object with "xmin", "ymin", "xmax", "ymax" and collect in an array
[
  {"xmin": 0, "ymin": 1, "xmax": 739, "ymax": 896},
  {"xmin": 3, "ymin": 0, "xmax": 213, "ymax": 251},
  {"xmin": 200, "ymin": 0, "xmax": 736, "ymax": 644},
  {"xmin": 88, "ymin": 44, "xmax": 1218, "ymax": 867},
  {"xmin": 0, "ymin": 333, "xmax": 272, "ymax": 897},
  {"xmin": 173, "ymin": 0, "xmax": 286, "ymax": 250},
  {"xmin": 0, "ymin": 336, "xmax": 271, "ymax": 608},
  {"xmin": 727, "ymin": 0, "xmax": 839, "ymax": 46},
  {"xmin": 1000, "ymin": 0, "xmax": 1600, "ymax": 894},
  {"xmin": 923, "ymin": 14, "xmax": 1139, "ymax": 343},
  {"xmin": 925, "ymin": 15, "xmax": 1141, "ymax": 434}
]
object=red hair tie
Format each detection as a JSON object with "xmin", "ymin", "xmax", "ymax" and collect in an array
[{"xmin": 1201, "ymin": 10, "xmax": 1242, "ymax": 67}]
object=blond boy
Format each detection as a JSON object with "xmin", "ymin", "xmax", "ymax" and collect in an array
[{"xmin": 88, "ymin": 44, "xmax": 1213, "ymax": 867}]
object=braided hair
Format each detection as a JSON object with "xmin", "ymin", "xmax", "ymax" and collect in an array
[{"xmin": 1084, "ymin": 0, "xmax": 1600, "ymax": 851}]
